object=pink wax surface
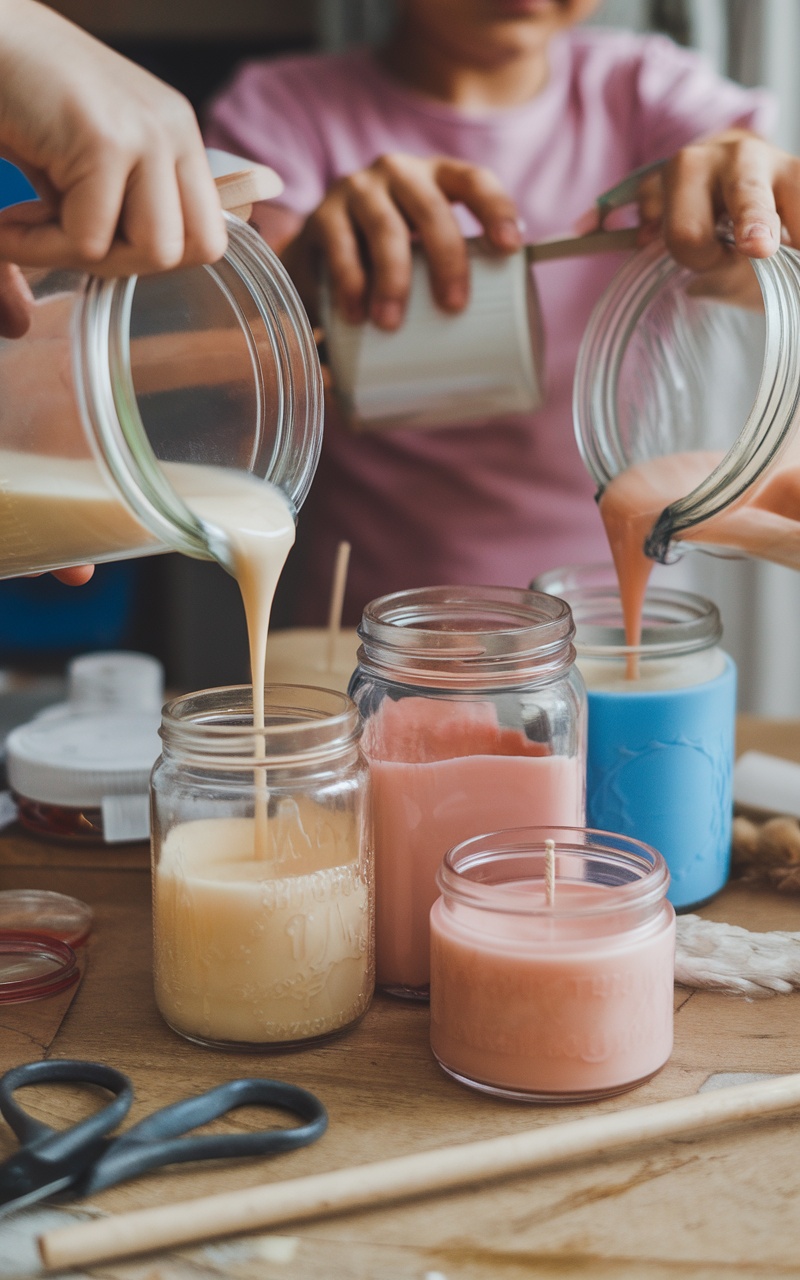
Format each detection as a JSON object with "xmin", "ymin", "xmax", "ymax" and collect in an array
[
  {"xmin": 430, "ymin": 881, "xmax": 675, "ymax": 1099},
  {"xmin": 362, "ymin": 698, "xmax": 585, "ymax": 992}
]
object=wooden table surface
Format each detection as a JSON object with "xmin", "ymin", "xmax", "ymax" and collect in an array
[{"xmin": 1, "ymin": 716, "xmax": 800, "ymax": 1279}]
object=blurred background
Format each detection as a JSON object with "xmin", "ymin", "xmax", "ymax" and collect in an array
[{"xmin": 1, "ymin": 0, "xmax": 798, "ymax": 713}]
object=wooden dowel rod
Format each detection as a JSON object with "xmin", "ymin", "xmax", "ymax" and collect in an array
[
  {"xmin": 526, "ymin": 226, "xmax": 640, "ymax": 263},
  {"xmin": 39, "ymin": 1071, "xmax": 800, "ymax": 1271}
]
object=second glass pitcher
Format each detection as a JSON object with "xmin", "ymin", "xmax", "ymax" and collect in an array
[{"xmin": 573, "ymin": 237, "xmax": 800, "ymax": 568}]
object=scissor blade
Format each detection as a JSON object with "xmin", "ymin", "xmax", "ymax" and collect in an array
[
  {"xmin": 0, "ymin": 1148, "xmax": 77, "ymax": 1218},
  {"xmin": 0, "ymin": 1173, "xmax": 74, "ymax": 1219}
]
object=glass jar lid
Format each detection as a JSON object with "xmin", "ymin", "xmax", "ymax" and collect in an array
[
  {"xmin": 0, "ymin": 931, "xmax": 80, "ymax": 1003},
  {"xmin": 0, "ymin": 891, "xmax": 93, "ymax": 947}
]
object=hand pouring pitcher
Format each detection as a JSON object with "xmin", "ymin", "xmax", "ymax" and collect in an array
[{"xmin": 0, "ymin": 156, "xmax": 323, "ymax": 580}]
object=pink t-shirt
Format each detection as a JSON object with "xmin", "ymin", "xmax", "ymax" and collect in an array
[{"xmin": 205, "ymin": 30, "xmax": 774, "ymax": 625}]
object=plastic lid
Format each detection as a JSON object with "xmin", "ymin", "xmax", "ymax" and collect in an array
[
  {"xmin": 5, "ymin": 711, "xmax": 161, "ymax": 807},
  {"xmin": 0, "ymin": 891, "xmax": 93, "ymax": 947},
  {"xmin": 0, "ymin": 932, "xmax": 80, "ymax": 1003},
  {"xmin": 67, "ymin": 651, "xmax": 164, "ymax": 713}
]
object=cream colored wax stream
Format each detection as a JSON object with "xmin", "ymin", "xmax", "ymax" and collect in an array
[{"xmin": 151, "ymin": 467, "xmax": 369, "ymax": 1044}]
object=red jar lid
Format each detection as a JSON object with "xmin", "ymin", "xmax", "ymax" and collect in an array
[
  {"xmin": 0, "ymin": 890, "xmax": 92, "ymax": 947},
  {"xmin": 0, "ymin": 932, "xmax": 80, "ymax": 1004}
]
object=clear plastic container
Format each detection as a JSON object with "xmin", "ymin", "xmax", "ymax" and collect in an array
[
  {"xmin": 0, "ymin": 215, "xmax": 323, "ymax": 578},
  {"xmin": 151, "ymin": 685, "xmax": 374, "ymax": 1050},
  {"xmin": 573, "ymin": 238, "xmax": 800, "ymax": 564},
  {"xmin": 348, "ymin": 586, "xmax": 587, "ymax": 999}
]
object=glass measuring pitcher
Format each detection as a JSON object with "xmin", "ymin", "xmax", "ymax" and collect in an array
[
  {"xmin": 0, "ymin": 214, "xmax": 323, "ymax": 578},
  {"xmin": 573, "ymin": 238, "xmax": 800, "ymax": 567}
]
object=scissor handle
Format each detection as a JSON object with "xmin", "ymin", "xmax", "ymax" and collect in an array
[
  {"xmin": 596, "ymin": 158, "xmax": 668, "ymax": 224},
  {"xmin": 78, "ymin": 1078, "xmax": 328, "ymax": 1197},
  {"xmin": 0, "ymin": 1060, "xmax": 133, "ymax": 1203}
]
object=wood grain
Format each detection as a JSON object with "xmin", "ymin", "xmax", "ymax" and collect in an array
[{"xmin": 2, "ymin": 717, "xmax": 800, "ymax": 1277}]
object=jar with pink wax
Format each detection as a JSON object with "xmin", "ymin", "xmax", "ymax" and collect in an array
[
  {"xmin": 430, "ymin": 827, "xmax": 676, "ymax": 1102},
  {"xmin": 348, "ymin": 586, "xmax": 587, "ymax": 1000}
]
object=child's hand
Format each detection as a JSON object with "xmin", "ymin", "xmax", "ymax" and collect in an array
[
  {"xmin": 283, "ymin": 153, "xmax": 522, "ymax": 329},
  {"xmin": 637, "ymin": 130, "xmax": 800, "ymax": 271}
]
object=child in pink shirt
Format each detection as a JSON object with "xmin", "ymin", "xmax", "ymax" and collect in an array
[{"xmin": 205, "ymin": 0, "xmax": 793, "ymax": 625}]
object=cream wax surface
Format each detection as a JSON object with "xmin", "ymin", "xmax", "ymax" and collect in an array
[
  {"xmin": 153, "ymin": 802, "xmax": 371, "ymax": 1045},
  {"xmin": 430, "ymin": 880, "xmax": 675, "ymax": 1098},
  {"xmin": 363, "ymin": 697, "xmax": 585, "ymax": 993}
]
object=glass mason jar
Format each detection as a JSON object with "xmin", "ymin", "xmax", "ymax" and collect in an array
[
  {"xmin": 573, "ymin": 238, "xmax": 800, "ymax": 565},
  {"xmin": 151, "ymin": 685, "xmax": 374, "ymax": 1050},
  {"xmin": 430, "ymin": 826, "xmax": 675, "ymax": 1103},
  {"xmin": 0, "ymin": 215, "xmax": 322, "ymax": 578},
  {"xmin": 534, "ymin": 564, "xmax": 736, "ymax": 910},
  {"xmin": 348, "ymin": 585, "xmax": 587, "ymax": 1000}
]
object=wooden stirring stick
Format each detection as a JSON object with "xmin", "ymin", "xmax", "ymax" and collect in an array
[
  {"xmin": 39, "ymin": 1070, "xmax": 800, "ymax": 1271},
  {"xmin": 526, "ymin": 226, "xmax": 640, "ymax": 263},
  {"xmin": 326, "ymin": 541, "xmax": 351, "ymax": 673}
]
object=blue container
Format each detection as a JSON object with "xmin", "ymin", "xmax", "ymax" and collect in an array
[
  {"xmin": 586, "ymin": 657, "xmax": 735, "ymax": 909},
  {"xmin": 533, "ymin": 567, "xmax": 736, "ymax": 911}
]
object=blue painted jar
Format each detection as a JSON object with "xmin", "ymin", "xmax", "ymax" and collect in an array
[{"xmin": 534, "ymin": 566, "xmax": 735, "ymax": 911}]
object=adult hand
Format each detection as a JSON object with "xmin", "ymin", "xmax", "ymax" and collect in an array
[
  {"xmin": 0, "ymin": 0, "xmax": 227, "ymax": 277},
  {"xmin": 282, "ymin": 152, "xmax": 522, "ymax": 329}
]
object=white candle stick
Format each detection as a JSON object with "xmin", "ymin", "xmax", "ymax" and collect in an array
[{"xmin": 38, "ymin": 1071, "xmax": 800, "ymax": 1270}]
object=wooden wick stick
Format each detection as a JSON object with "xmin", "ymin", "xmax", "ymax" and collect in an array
[
  {"xmin": 326, "ymin": 541, "xmax": 351, "ymax": 672},
  {"xmin": 525, "ymin": 226, "xmax": 640, "ymax": 264},
  {"xmin": 38, "ymin": 1072, "xmax": 800, "ymax": 1271},
  {"xmin": 544, "ymin": 838, "xmax": 556, "ymax": 907}
]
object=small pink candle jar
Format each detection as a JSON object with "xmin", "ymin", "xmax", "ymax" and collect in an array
[{"xmin": 430, "ymin": 827, "xmax": 675, "ymax": 1102}]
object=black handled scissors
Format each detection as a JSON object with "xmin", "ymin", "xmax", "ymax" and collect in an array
[{"xmin": 0, "ymin": 1059, "xmax": 327, "ymax": 1217}]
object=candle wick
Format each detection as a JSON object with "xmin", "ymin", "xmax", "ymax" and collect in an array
[
  {"xmin": 545, "ymin": 839, "xmax": 556, "ymax": 907},
  {"xmin": 326, "ymin": 541, "xmax": 351, "ymax": 672}
]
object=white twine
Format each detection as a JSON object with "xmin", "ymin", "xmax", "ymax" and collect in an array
[{"xmin": 676, "ymin": 914, "xmax": 800, "ymax": 997}]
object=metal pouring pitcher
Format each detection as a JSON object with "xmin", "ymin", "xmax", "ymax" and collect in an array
[{"xmin": 321, "ymin": 228, "xmax": 638, "ymax": 434}]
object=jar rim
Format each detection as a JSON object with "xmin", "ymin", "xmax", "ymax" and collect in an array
[
  {"xmin": 534, "ymin": 568, "xmax": 721, "ymax": 658},
  {"xmin": 160, "ymin": 684, "xmax": 360, "ymax": 765},
  {"xmin": 437, "ymin": 825, "xmax": 670, "ymax": 917},
  {"xmin": 357, "ymin": 585, "xmax": 576, "ymax": 688}
]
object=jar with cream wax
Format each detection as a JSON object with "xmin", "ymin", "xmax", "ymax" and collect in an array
[
  {"xmin": 151, "ymin": 685, "xmax": 374, "ymax": 1050},
  {"xmin": 430, "ymin": 826, "xmax": 675, "ymax": 1102},
  {"xmin": 348, "ymin": 586, "xmax": 587, "ymax": 1000}
]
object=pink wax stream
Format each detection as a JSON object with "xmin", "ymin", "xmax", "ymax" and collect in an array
[{"xmin": 363, "ymin": 697, "xmax": 585, "ymax": 994}]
